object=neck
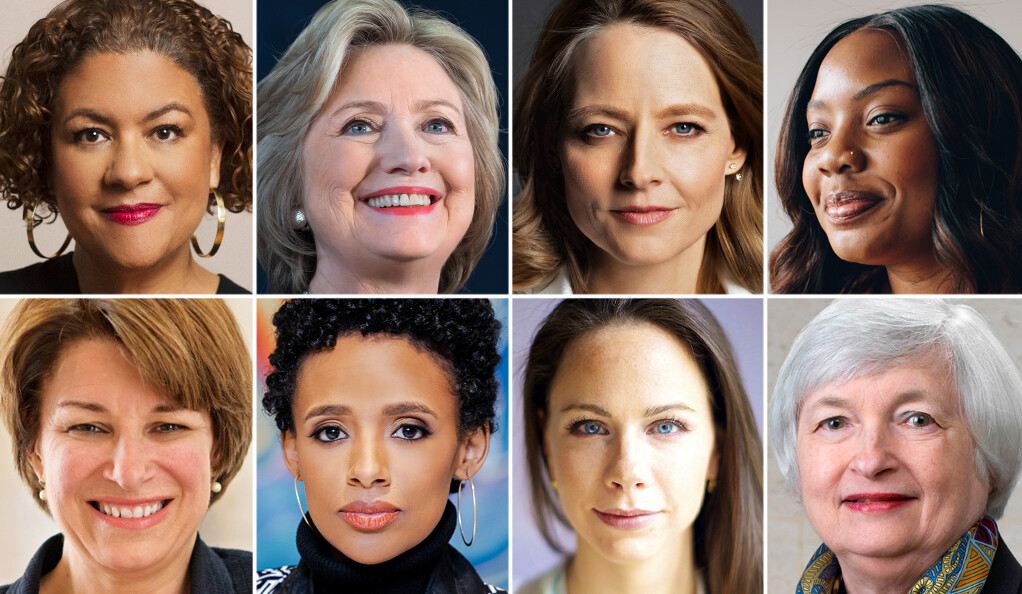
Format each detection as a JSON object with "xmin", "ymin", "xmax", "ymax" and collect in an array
[
  {"xmin": 587, "ymin": 236, "xmax": 707, "ymax": 294},
  {"xmin": 884, "ymin": 256, "xmax": 959, "ymax": 294},
  {"xmin": 566, "ymin": 532, "xmax": 697, "ymax": 594},
  {"xmin": 41, "ymin": 535, "xmax": 193, "ymax": 594},
  {"xmin": 72, "ymin": 248, "xmax": 217, "ymax": 294},
  {"xmin": 309, "ymin": 250, "xmax": 443, "ymax": 294},
  {"xmin": 836, "ymin": 555, "xmax": 935, "ymax": 594}
]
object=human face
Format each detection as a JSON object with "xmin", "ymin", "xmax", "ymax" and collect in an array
[
  {"xmin": 543, "ymin": 323, "xmax": 718, "ymax": 563},
  {"xmin": 301, "ymin": 44, "xmax": 475, "ymax": 281},
  {"xmin": 796, "ymin": 366, "xmax": 988, "ymax": 568},
  {"xmin": 559, "ymin": 24, "xmax": 745, "ymax": 270},
  {"xmin": 29, "ymin": 339, "xmax": 214, "ymax": 576},
  {"xmin": 284, "ymin": 335, "xmax": 483, "ymax": 565},
  {"xmin": 49, "ymin": 52, "xmax": 221, "ymax": 271},
  {"xmin": 802, "ymin": 31, "xmax": 940, "ymax": 270}
]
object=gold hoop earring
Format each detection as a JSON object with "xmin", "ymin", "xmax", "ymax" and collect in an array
[
  {"xmin": 457, "ymin": 476, "xmax": 477, "ymax": 546},
  {"xmin": 294, "ymin": 475, "xmax": 317, "ymax": 534},
  {"xmin": 191, "ymin": 189, "xmax": 225, "ymax": 258},
  {"xmin": 25, "ymin": 200, "xmax": 71, "ymax": 260},
  {"xmin": 707, "ymin": 477, "xmax": 717, "ymax": 494}
]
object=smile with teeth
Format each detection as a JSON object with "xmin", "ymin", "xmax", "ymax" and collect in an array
[
  {"xmin": 365, "ymin": 193, "xmax": 434, "ymax": 208},
  {"xmin": 92, "ymin": 500, "xmax": 169, "ymax": 519}
]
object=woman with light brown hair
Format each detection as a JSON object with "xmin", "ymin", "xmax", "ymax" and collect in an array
[
  {"xmin": 512, "ymin": 0, "xmax": 763, "ymax": 294},
  {"xmin": 518, "ymin": 299, "xmax": 762, "ymax": 593},
  {"xmin": 0, "ymin": 299, "xmax": 252, "ymax": 593}
]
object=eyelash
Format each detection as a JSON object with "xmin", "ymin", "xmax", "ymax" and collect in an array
[
  {"xmin": 71, "ymin": 124, "xmax": 184, "ymax": 145},
  {"xmin": 307, "ymin": 421, "xmax": 434, "ymax": 443},
  {"xmin": 66, "ymin": 422, "xmax": 189, "ymax": 434},
  {"xmin": 818, "ymin": 412, "xmax": 936, "ymax": 431},
  {"xmin": 339, "ymin": 117, "xmax": 457, "ymax": 136},
  {"xmin": 566, "ymin": 417, "xmax": 691, "ymax": 436},
  {"xmin": 391, "ymin": 421, "xmax": 433, "ymax": 441},
  {"xmin": 806, "ymin": 111, "xmax": 907, "ymax": 145},
  {"xmin": 310, "ymin": 424, "xmax": 348, "ymax": 443}
]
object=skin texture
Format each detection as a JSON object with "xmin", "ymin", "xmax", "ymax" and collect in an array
[
  {"xmin": 282, "ymin": 335, "xmax": 488, "ymax": 565},
  {"xmin": 544, "ymin": 323, "xmax": 718, "ymax": 594},
  {"xmin": 28, "ymin": 339, "xmax": 215, "ymax": 594},
  {"xmin": 301, "ymin": 44, "xmax": 476, "ymax": 294},
  {"xmin": 796, "ymin": 366, "xmax": 989, "ymax": 594},
  {"xmin": 803, "ymin": 30, "xmax": 946, "ymax": 293},
  {"xmin": 49, "ymin": 51, "xmax": 222, "ymax": 294},
  {"xmin": 558, "ymin": 24, "xmax": 745, "ymax": 294}
]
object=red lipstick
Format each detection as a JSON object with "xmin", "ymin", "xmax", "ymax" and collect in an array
[
  {"xmin": 843, "ymin": 492, "xmax": 914, "ymax": 513},
  {"xmin": 361, "ymin": 186, "xmax": 440, "ymax": 216},
  {"xmin": 593, "ymin": 508, "xmax": 660, "ymax": 529},
  {"xmin": 101, "ymin": 203, "xmax": 163, "ymax": 225},
  {"xmin": 611, "ymin": 207, "xmax": 675, "ymax": 226},
  {"xmin": 339, "ymin": 500, "xmax": 400, "ymax": 531},
  {"xmin": 824, "ymin": 191, "xmax": 883, "ymax": 224}
]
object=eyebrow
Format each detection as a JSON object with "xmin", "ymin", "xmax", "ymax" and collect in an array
[
  {"xmin": 62, "ymin": 103, "xmax": 193, "ymax": 127},
  {"xmin": 559, "ymin": 403, "xmax": 612, "ymax": 416},
  {"xmin": 383, "ymin": 401, "xmax": 438, "ymax": 418},
  {"xmin": 645, "ymin": 402, "xmax": 696, "ymax": 416},
  {"xmin": 807, "ymin": 79, "xmax": 917, "ymax": 112},
  {"xmin": 805, "ymin": 389, "xmax": 934, "ymax": 413},
  {"xmin": 565, "ymin": 103, "xmax": 716, "ymax": 124},
  {"xmin": 303, "ymin": 404, "xmax": 352, "ymax": 422},
  {"xmin": 55, "ymin": 401, "xmax": 188, "ymax": 413},
  {"xmin": 415, "ymin": 99, "xmax": 463, "ymax": 116}
]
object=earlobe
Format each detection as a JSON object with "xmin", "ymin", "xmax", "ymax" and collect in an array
[
  {"xmin": 208, "ymin": 142, "xmax": 224, "ymax": 189},
  {"xmin": 454, "ymin": 425, "xmax": 491, "ymax": 480},
  {"xmin": 281, "ymin": 430, "xmax": 301, "ymax": 479}
]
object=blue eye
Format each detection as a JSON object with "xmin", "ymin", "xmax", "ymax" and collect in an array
[
  {"xmin": 582, "ymin": 422, "xmax": 601, "ymax": 434},
  {"xmin": 656, "ymin": 422, "xmax": 675, "ymax": 434},
  {"xmin": 424, "ymin": 119, "xmax": 453, "ymax": 134},
  {"xmin": 672, "ymin": 123, "xmax": 699, "ymax": 135},
  {"xmin": 342, "ymin": 120, "xmax": 374, "ymax": 135}
]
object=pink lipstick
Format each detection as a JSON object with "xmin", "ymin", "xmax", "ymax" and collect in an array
[
  {"xmin": 611, "ymin": 207, "xmax": 674, "ymax": 226},
  {"xmin": 594, "ymin": 508, "xmax": 660, "ymax": 529},
  {"xmin": 824, "ymin": 191, "xmax": 883, "ymax": 224},
  {"xmin": 101, "ymin": 203, "xmax": 162, "ymax": 225},
  {"xmin": 339, "ymin": 500, "xmax": 400, "ymax": 531},
  {"xmin": 843, "ymin": 493, "xmax": 914, "ymax": 513}
]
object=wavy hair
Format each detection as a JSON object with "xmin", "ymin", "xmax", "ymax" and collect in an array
[
  {"xmin": 770, "ymin": 5, "xmax": 1022, "ymax": 293},
  {"xmin": 257, "ymin": 0, "xmax": 504, "ymax": 294},
  {"xmin": 512, "ymin": 0, "xmax": 763, "ymax": 293},
  {"xmin": 0, "ymin": 0, "xmax": 253, "ymax": 223},
  {"xmin": 522, "ymin": 299, "xmax": 762, "ymax": 593}
]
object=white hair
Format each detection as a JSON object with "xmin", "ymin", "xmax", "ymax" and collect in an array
[{"xmin": 770, "ymin": 299, "xmax": 1022, "ymax": 518}]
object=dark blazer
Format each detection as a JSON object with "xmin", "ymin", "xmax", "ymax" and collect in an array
[
  {"xmin": 0, "ymin": 533, "xmax": 251, "ymax": 594},
  {"xmin": 986, "ymin": 540, "xmax": 1022, "ymax": 593}
]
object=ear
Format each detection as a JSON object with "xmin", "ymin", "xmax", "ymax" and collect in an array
[
  {"xmin": 723, "ymin": 138, "xmax": 748, "ymax": 176},
  {"xmin": 281, "ymin": 430, "xmax": 301, "ymax": 480},
  {"xmin": 707, "ymin": 429, "xmax": 722, "ymax": 484},
  {"xmin": 208, "ymin": 141, "xmax": 224, "ymax": 189},
  {"xmin": 27, "ymin": 443, "xmax": 44, "ymax": 485},
  {"xmin": 453, "ymin": 425, "xmax": 491, "ymax": 480}
]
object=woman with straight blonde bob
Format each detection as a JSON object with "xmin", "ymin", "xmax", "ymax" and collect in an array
[
  {"xmin": 513, "ymin": 0, "xmax": 762, "ymax": 294},
  {"xmin": 257, "ymin": 0, "xmax": 504, "ymax": 294}
]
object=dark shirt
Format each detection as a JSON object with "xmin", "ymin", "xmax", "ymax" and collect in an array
[
  {"xmin": 0, "ymin": 252, "xmax": 249, "ymax": 294},
  {"xmin": 0, "ymin": 533, "xmax": 251, "ymax": 594}
]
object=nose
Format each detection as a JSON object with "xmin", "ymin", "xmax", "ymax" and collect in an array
[
  {"xmin": 379, "ymin": 123, "xmax": 430, "ymax": 175},
  {"xmin": 848, "ymin": 425, "xmax": 896, "ymax": 479},
  {"xmin": 814, "ymin": 126, "xmax": 866, "ymax": 175},
  {"xmin": 619, "ymin": 131, "xmax": 663, "ymax": 189},
  {"xmin": 103, "ymin": 435, "xmax": 152, "ymax": 491},
  {"xmin": 104, "ymin": 137, "xmax": 154, "ymax": 189},
  {"xmin": 347, "ymin": 436, "xmax": 390, "ymax": 488},
  {"xmin": 604, "ymin": 432, "xmax": 649, "ymax": 490}
]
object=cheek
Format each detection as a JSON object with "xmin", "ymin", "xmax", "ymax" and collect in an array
[
  {"xmin": 441, "ymin": 143, "xmax": 476, "ymax": 232},
  {"xmin": 301, "ymin": 139, "xmax": 366, "ymax": 211}
]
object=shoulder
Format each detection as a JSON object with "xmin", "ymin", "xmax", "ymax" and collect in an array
[
  {"xmin": 522, "ymin": 269, "xmax": 571, "ymax": 295},
  {"xmin": 987, "ymin": 539, "xmax": 1022, "ymax": 593},
  {"xmin": 0, "ymin": 534, "xmax": 65, "ymax": 594},
  {"xmin": 517, "ymin": 559, "xmax": 567, "ymax": 594},
  {"xmin": 257, "ymin": 565, "xmax": 297, "ymax": 594},
  {"xmin": 0, "ymin": 253, "xmax": 78, "ymax": 294},
  {"xmin": 216, "ymin": 274, "xmax": 250, "ymax": 294}
]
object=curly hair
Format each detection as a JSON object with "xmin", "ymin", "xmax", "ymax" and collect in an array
[
  {"xmin": 257, "ymin": 0, "xmax": 503, "ymax": 294},
  {"xmin": 512, "ymin": 0, "xmax": 763, "ymax": 293},
  {"xmin": 264, "ymin": 299, "xmax": 501, "ymax": 437},
  {"xmin": 770, "ymin": 5, "xmax": 1022, "ymax": 293},
  {"xmin": 0, "ymin": 0, "xmax": 253, "ymax": 221}
]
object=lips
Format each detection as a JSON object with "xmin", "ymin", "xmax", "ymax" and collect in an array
[
  {"xmin": 339, "ymin": 500, "xmax": 401, "ymax": 531},
  {"xmin": 842, "ymin": 492, "xmax": 915, "ymax": 513},
  {"xmin": 88, "ymin": 498, "xmax": 173, "ymax": 527},
  {"xmin": 611, "ymin": 206, "xmax": 675, "ymax": 226},
  {"xmin": 361, "ymin": 186, "xmax": 440, "ymax": 216},
  {"xmin": 100, "ymin": 203, "xmax": 163, "ymax": 225},
  {"xmin": 593, "ymin": 507, "xmax": 660, "ymax": 530},
  {"xmin": 823, "ymin": 191, "xmax": 884, "ymax": 224}
]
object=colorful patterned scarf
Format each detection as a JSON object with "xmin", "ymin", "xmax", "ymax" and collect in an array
[{"xmin": 797, "ymin": 515, "xmax": 999, "ymax": 594}]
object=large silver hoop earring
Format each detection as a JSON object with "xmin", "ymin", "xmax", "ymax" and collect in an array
[
  {"xmin": 25, "ymin": 200, "xmax": 71, "ymax": 260},
  {"xmin": 457, "ymin": 476, "xmax": 477, "ymax": 546},
  {"xmin": 294, "ymin": 475, "xmax": 317, "ymax": 535},
  {"xmin": 191, "ymin": 189, "xmax": 225, "ymax": 258}
]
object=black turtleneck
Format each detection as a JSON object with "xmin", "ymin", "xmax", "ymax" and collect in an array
[{"xmin": 295, "ymin": 500, "xmax": 458, "ymax": 594}]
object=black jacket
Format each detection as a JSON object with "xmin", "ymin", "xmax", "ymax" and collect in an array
[
  {"xmin": 0, "ymin": 533, "xmax": 251, "ymax": 594},
  {"xmin": 986, "ymin": 540, "xmax": 1022, "ymax": 593}
]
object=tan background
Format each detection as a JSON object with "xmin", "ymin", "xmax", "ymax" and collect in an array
[
  {"xmin": 767, "ymin": 298, "xmax": 1022, "ymax": 592},
  {"xmin": 0, "ymin": 0, "xmax": 254, "ymax": 291},
  {"xmin": 0, "ymin": 297, "xmax": 255, "ymax": 583}
]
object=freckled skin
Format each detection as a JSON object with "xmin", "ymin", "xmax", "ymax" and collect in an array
[
  {"xmin": 796, "ymin": 366, "xmax": 988, "ymax": 592},
  {"xmin": 802, "ymin": 31, "xmax": 941, "ymax": 285},
  {"xmin": 558, "ymin": 24, "xmax": 744, "ymax": 291}
]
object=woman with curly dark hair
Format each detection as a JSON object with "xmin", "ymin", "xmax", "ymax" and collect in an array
[
  {"xmin": 258, "ymin": 299, "xmax": 507, "ymax": 594},
  {"xmin": 0, "ymin": 0, "xmax": 252, "ymax": 293},
  {"xmin": 769, "ymin": 4, "xmax": 1022, "ymax": 294}
]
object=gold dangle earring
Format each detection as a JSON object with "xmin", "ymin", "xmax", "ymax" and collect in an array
[
  {"xmin": 191, "ymin": 189, "xmax": 226, "ymax": 258},
  {"xmin": 457, "ymin": 476, "xmax": 477, "ymax": 546},
  {"xmin": 25, "ymin": 200, "xmax": 72, "ymax": 259}
]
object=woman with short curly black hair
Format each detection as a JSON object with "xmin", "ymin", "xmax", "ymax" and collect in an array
[
  {"xmin": 258, "ymin": 298, "xmax": 507, "ymax": 594},
  {"xmin": 0, "ymin": 0, "xmax": 252, "ymax": 293}
]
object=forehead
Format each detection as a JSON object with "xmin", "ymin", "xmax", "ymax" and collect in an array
[
  {"xmin": 549, "ymin": 322, "xmax": 713, "ymax": 416},
  {"xmin": 813, "ymin": 29, "xmax": 915, "ymax": 99},
  {"xmin": 802, "ymin": 365, "xmax": 958, "ymax": 414},
  {"xmin": 568, "ymin": 23, "xmax": 724, "ymax": 113},
  {"xmin": 331, "ymin": 43, "xmax": 464, "ymax": 112}
]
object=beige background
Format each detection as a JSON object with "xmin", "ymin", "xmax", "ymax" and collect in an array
[
  {"xmin": 0, "ymin": 0, "xmax": 254, "ymax": 291},
  {"xmin": 0, "ymin": 297, "xmax": 254, "ymax": 584},
  {"xmin": 767, "ymin": 298, "xmax": 1022, "ymax": 592},
  {"xmin": 765, "ymin": 0, "xmax": 1022, "ymax": 281}
]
